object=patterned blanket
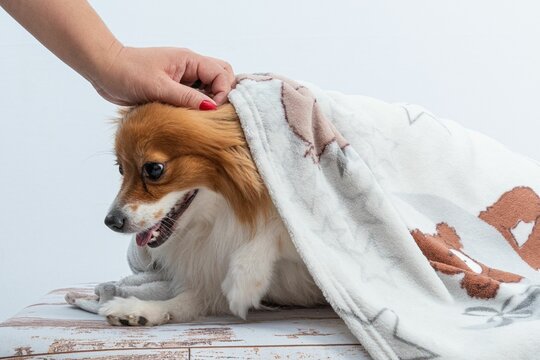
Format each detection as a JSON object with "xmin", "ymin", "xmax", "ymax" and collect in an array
[{"xmin": 229, "ymin": 74, "xmax": 540, "ymax": 360}]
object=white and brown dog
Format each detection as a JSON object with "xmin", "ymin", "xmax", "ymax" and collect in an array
[{"xmin": 100, "ymin": 103, "xmax": 324, "ymax": 326}]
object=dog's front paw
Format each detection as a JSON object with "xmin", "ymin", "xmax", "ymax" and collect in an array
[
  {"xmin": 65, "ymin": 291, "xmax": 98, "ymax": 305},
  {"xmin": 221, "ymin": 272, "xmax": 267, "ymax": 320},
  {"xmin": 94, "ymin": 282, "xmax": 118, "ymax": 304},
  {"xmin": 98, "ymin": 297, "xmax": 170, "ymax": 326}
]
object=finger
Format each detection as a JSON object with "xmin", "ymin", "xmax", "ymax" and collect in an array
[
  {"xmin": 207, "ymin": 57, "xmax": 235, "ymax": 85},
  {"xmin": 196, "ymin": 60, "xmax": 234, "ymax": 101},
  {"xmin": 211, "ymin": 59, "xmax": 236, "ymax": 92},
  {"xmin": 175, "ymin": 53, "xmax": 235, "ymax": 105},
  {"xmin": 210, "ymin": 73, "xmax": 233, "ymax": 105},
  {"xmin": 212, "ymin": 90, "xmax": 229, "ymax": 106},
  {"xmin": 200, "ymin": 72, "xmax": 233, "ymax": 105},
  {"xmin": 160, "ymin": 79, "xmax": 216, "ymax": 110}
]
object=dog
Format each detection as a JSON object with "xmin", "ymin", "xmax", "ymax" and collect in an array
[{"xmin": 99, "ymin": 103, "xmax": 325, "ymax": 326}]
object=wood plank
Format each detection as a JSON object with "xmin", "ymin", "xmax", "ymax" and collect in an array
[
  {"xmin": 13, "ymin": 348, "xmax": 188, "ymax": 359},
  {"xmin": 191, "ymin": 345, "xmax": 369, "ymax": 359},
  {"xmin": 0, "ymin": 285, "xmax": 365, "ymax": 359}
]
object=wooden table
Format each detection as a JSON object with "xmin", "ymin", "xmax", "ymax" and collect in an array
[{"xmin": 0, "ymin": 285, "xmax": 370, "ymax": 359}]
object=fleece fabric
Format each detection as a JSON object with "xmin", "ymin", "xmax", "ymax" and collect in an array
[{"xmin": 228, "ymin": 73, "xmax": 540, "ymax": 360}]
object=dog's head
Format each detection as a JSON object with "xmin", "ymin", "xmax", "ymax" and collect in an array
[{"xmin": 105, "ymin": 103, "xmax": 267, "ymax": 248}]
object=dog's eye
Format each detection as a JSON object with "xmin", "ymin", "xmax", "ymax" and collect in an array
[
  {"xmin": 115, "ymin": 160, "xmax": 124, "ymax": 176},
  {"xmin": 143, "ymin": 162, "xmax": 165, "ymax": 181}
]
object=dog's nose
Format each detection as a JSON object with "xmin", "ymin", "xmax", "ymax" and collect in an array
[{"xmin": 104, "ymin": 210, "xmax": 126, "ymax": 232}]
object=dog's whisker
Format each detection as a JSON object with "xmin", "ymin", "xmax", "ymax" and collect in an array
[
  {"xmin": 81, "ymin": 150, "xmax": 116, "ymax": 162},
  {"xmin": 156, "ymin": 223, "xmax": 175, "ymax": 233}
]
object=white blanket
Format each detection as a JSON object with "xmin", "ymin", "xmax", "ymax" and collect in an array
[{"xmin": 229, "ymin": 73, "xmax": 540, "ymax": 360}]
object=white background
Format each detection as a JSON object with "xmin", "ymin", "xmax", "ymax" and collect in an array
[{"xmin": 1, "ymin": 0, "xmax": 540, "ymax": 321}]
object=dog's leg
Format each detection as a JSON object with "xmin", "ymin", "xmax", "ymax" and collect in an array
[
  {"xmin": 117, "ymin": 272, "xmax": 165, "ymax": 286},
  {"xmin": 221, "ymin": 233, "xmax": 279, "ymax": 319},
  {"xmin": 95, "ymin": 281, "xmax": 173, "ymax": 304},
  {"xmin": 115, "ymin": 281, "xmax": 173, "ymax": 301},
  {"xmin": 99, "ymin": 290, "xmax": 203, "ymax": 326},
  {"xmin": 94, "ymin": 272, "xmax": 168, "ymax": 304}
]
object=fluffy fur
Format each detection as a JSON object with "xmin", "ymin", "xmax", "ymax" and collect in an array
[{"xmin": 100, "ymin": 103, "xmax": 325, "ymax": 326}]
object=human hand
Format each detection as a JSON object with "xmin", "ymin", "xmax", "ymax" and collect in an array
[
  {"xmin": 92, "ymin": 46, "xmax": 235, "ymax": 109},
  {"xmin": 1, "ymin": 0, "xmax": 234, "ymax": 109}
]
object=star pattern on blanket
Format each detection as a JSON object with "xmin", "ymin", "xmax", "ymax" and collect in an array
[
  {"xmin": 341, "ymin": 124, "xmax": 400, "ymax": 183},
  {"xmin": 288, "ymin": 188, "xmax": 318, "ymax": 216},
  {"xmin": 336, "ymin": 307, "xmax": 439, "ymax": 360},
  {"xmin": 340, "ymin": 231, "xmax": 402, "ymax": 285},
  {"xmin": 361, "ymin": 233, "xmax": 403, "ymax": 284},
  {"xmin": 355, "ymin": 203, "xmax": 383, "ymax": 226},
  {"xmin": 370, "ymin": 309, "xmax": 440, "ymax": 360},
  {"xmin": 290, "ymin": 171, "xmax": 405, "ymax": 283},
  {"xmin": 401, "ymin": 104, "xmax": 451, "ymax": 134},
  {"xmin": 310, "ymin": 214, "xmax": 351, "ymax": 248},
  {"xmin": 339, "ymin": 187, "xmax": 383, "ymax": 226},
  {"xmin": 288, "ymin": 168, "xmax": 342, "ymax": 218}
]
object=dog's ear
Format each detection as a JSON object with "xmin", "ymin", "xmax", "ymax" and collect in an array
[
  {"xmin": 221, "ymin": 143, "xmax": 265, "ymax": 194},
  {"xmin": 196, "ymin": 105, "xmax": 271, "ymax": 226},
  {"xmin": 215, "ymin": 144, "xmax": 270, "ymax": 228}
]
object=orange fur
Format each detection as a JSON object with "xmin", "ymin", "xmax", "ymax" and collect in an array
[
  {"xmin": 101, "ymin": 103, "xmax": 326, "ymax": 324},
  {"xmin": 114, "ymin": 102, "xmax": 271, "ymax": 227}
]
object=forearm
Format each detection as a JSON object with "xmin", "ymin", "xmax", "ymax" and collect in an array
[
  {"xmin": 0, "ymin": 0, "xmax": 122, "ymax": 84},
  {"xmin": 1, "ymin": 0, "xmax": 235, "ymax": 107}
]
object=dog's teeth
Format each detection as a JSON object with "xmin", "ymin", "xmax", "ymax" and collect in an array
[{"xmin": 152, "ymin": 231, "xmax": 160, "ymax": 237}]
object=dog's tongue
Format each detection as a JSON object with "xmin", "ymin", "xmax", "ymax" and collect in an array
[{"xmin": 135, "ymin": 223, "xmax": 160, "ymax": 247}]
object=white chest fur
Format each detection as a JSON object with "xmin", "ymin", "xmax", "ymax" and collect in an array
[{"xmin": 149, "ymin": 188, "xmax": 325, "ymax": 318}]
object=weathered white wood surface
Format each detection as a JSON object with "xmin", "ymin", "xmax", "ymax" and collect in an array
[{"xmin": 0, "ymin": 285, "xmax": 370, "ymax": 359}]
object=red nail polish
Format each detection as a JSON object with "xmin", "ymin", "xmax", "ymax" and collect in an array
[{"xmin": 199, "ymin": 100, "xmax": 217, "ymax": 110}]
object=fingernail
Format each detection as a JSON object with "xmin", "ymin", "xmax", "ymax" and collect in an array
[{"xmin": 199, "ymin": 100, "xmax": 217, "ymax": 111}]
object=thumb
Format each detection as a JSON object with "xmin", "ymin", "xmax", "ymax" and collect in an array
[{"xmin": 160, "ymin": 79, "xmax": 217, "ymax": 110}]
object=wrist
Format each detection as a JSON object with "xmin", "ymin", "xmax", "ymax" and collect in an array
[{"xmin": 85, "ymin": 38, "xmax": 125, "ymax": 89}]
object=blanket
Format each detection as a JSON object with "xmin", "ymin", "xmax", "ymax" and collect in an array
[{"xmin": 228, "ymin": 74, "xmax": 540, "ymax": 360}]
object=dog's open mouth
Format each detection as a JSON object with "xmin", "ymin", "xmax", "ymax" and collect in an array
[{"xmin": 135, "ymin": 189, "xmax": 199, "ymax": 248}]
